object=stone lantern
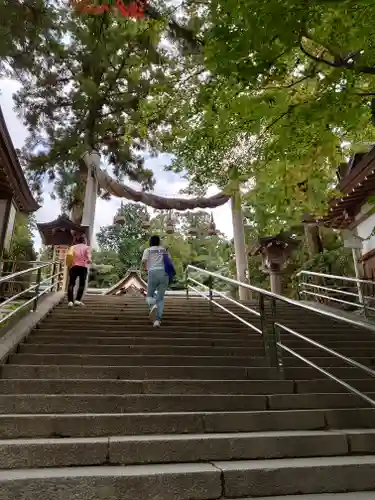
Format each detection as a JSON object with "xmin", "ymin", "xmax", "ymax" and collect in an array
[
  {"xmin": 166, "ymin": 212, "xmax": 174, "ymax": 234},
  {"xmin": 142, "ymin": 218, "xmax": 151, "ymax": 230},
  {"xmin": 37, "ymin": 214, "xmax": 89, "ymax": 290},
  {"xmin": 250, "ymin": 233, "xmax": 299, "ymax": 294},
  {"xmin": 113, "ymin": 202, "xmax": 126, "ymax": 226},
  {"xmin": 188, "ymin": 215, "xmax": 199, "ymax": 237},
  {"xmin": 208, "ymin": 213, "xmax": 217, "ymax": 237},
  {"xmin": 113, "ymin": 214, "xmax": 125, "ymax": 226}
]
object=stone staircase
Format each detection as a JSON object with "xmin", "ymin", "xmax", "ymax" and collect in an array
[{"xmin": 1, "ymin": 296, "xmax": 375, "ymax": 498}]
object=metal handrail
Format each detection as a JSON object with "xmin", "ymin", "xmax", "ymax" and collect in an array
[
  {"xmin": 188, "ymin": 279, "xmax": 262, "ymax": 335},
  {"xmin": 186, "ymin": 265, "xmax": 375, "ymax": 408},
  {"xmin": 297, "ymin": 269, "xmax": 375, "ymax": 316},
  {"xmin": 0, "ymin": 263, "xmax": 51, "ymax": 285},
  {"xmin": 0, "ymin": 260, "xmax": 64, "ymax": 325},
  {"xmin": 296, "ymin": 270, "xmax": 375, "ymax": 286},
  {"xmin": 186, "ymin": 265, "xmax": 375, "ymax": 332},
  {"xmin": 301, "ymin": 282, "xmax": 359, "ymax": 298}
]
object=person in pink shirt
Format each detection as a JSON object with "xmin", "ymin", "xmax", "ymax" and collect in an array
[{"xmin": 67, "ymin": 234, "xmax": 91, "ymax": 307}]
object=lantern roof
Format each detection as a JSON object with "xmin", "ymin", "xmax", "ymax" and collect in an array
[
  {"xmin": 37, "ymin": 214, "xmax": 89, "ymax": 246},
  {"xmin": 249, "ymin": 233, "xmax": 299, "ymax": 256}
]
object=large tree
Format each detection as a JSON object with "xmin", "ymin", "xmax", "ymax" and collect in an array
[
  {"xmin": 0, "ymin": 1, "xmax": 229, "ymax": 218},
  {"xmin": 1, "ymin": 2, "xmax": 179, "ymax": 218}
]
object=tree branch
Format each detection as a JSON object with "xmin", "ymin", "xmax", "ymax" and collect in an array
[
  {"xmin": 144, "ymin": 3, "xmax": 203, "ymax": 53},
  {"xmin": 300, "ymin": 39, "xmax": 375, "ymax": 75},
  {"xmin": 299, "ymin": 41, "xmax": 337, "ymax": 68}
]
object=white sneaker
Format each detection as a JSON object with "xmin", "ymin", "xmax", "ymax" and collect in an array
[
  {"xmin": 149, "ymin": 304, "xmax": 157, "ymax": 322},
  {"xmin": 153, "ymin": 320, "xmax": 161, "ymax": 327},
  {"xmin": 74, "ymin": 301, "xmax": 85, "ymax": 306},
  {"xmin": 68, "ymin": 302, "xmax": 74, "ymax": 308}
]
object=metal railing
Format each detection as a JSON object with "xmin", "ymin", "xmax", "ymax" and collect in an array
[
  {"xmin": 297, "ymin": 270, "xmax": 375, "ymax": 316},
  {"xmin": 185, "ymin": 265, "xmax": 375, "ymax": 408},
  {"xmin": 0, "ymin": 260, "xmax": 64, "ymax": 326}
]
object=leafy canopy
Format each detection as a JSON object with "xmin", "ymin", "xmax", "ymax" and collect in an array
[{"xmin": 158, "ymin": 0, "xmax": 375, "ymax": 232}]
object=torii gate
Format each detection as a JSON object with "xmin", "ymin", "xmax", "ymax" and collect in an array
[{"xmin": 81, "ymin": 150, "xmax": 250, "ymax": 301}]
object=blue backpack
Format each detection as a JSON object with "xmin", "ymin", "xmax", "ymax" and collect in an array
[{"xmin": 163, "ymin": 252, "xmax": 176, "ymax": 283}]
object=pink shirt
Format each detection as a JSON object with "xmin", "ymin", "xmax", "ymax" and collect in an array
[{"xmin": 71, "ymin": 244, "xmax": 90, "ymax": 268}]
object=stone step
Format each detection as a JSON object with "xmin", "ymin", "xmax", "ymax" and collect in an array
[
  {"xmin": 33, "ymin": 328, "xmax": 256, "ymax": 338},
  {"xmin": 8, "ymin": 353, "xmax": 267, "ymax": 367},
  {"xmin": 0, "ymin": 378, "xmax": 294, "ymax": 395},
  {"xmin": 1, "ymin": 364, "xmax": 277, "ymax": 380},
  {"xmin": 48, "ymin": 314, "xmax": 367, "ymax": 331},
  {"xmin": 48, "ymin": 314, "xmax": 350, "ymax": 329},
  {"xmin": 0, "ymin": 392, "xmax": 372, "ymax": 414},
  {"xmin": 296, "ymin": 379, "xmax": 375, "ymax": 393},
  {"xmin": 50, "ymin": 310, "xmax": 249, "ymax": 318},
  {"xmin": 214, "ymin": 455, "xmax": 375, "ymax": 497},
  {"xmin": 4, "ymin": 363, "xmax": 374, "ymax": 381},
  {"xmin": 26, "ymin": 335, "xmax": 262, "ymax": 347},
  {"xmin": 43, "ymin": 310, "xmax": 365, "ymax": 322},
  {"xmin": 9, "ymin": 352, "xmax": 374, "ymax": 369},
  {"xmin": 284, "ymin": 366, "xmax": 375, "ymax": 379},
  {"xmin": 33, "ymin": 327, "xmax": 375, "ymax": 342},
  {"xmin": 1, "ymin": 378, "xmax": 374, "ymax": 395},
  {"xmin": 50, "ymin": 302, "xmax": 370, "ymax": 319},
  {"xmin": 19, "ymin": 343, "xmax": 375, "ymax": 360},
  {"xmin": 43, "ymin": 311, "xmax": 260, "ymax": 328},
  {"xmin": 3, "ymin": 456, "xmax": 375, "ymax": 499},
  {"xmin": 25, "ymin": 334, "xmax": 375, "ymax": 350},
  {"xmin": 1, "ymin": 408, "xmax": 374, "ymax": 439},
  {"xmin": 249, "ymin": 494, "xmax": 375, "ymax": 500},
  {"xmin": 282, "ymin": 356, "xmax": 375, "ymax": 368},
  {"xmin": 0, "ymin": 394, "xmax": 270, "ymax": 414},
  {"xmin": 0, "ymin": 463, "xmax": 221, "ymax": 500},
  {"xmin": 39, "ymin": 320, "xmax": 367, "ymax": 334},
  {"xmin": 18, "ymin": 343, "xmax": 265, "ymax": 357},
  {"xmin": 15, "ymin": 344, "xmax": 375, "ymax": 367},
  {"xmin": 0, "ymin": 429, "xmax": 363, "ymax": 469}
]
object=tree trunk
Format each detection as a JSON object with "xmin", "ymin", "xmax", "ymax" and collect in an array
[{"xmin": 304, "ymin": 224, "xmax": 323, "ymax": 258}]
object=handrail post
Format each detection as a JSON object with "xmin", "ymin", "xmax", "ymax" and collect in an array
[
  {"xmin": 260, "ymin": 294, "xmax": 283, "ymax": 375},
  {"xmin": 51, "ymin": 261, "xmax": 57, "ymax": 292},
  {"xmin": 59, "ymin": 260, "xmax": 64, "ymax": 291},
  {"xmin": 296, "ymin": 273, "xmax": 301, "ymax": 301},
  {"xmin": 185, "ymin": 267, "xmax": 189, "ymax": 299},
  {"xmin": 208, "ymin": 275, "xmax": 213, "ymax": 310},
  {"xmin": 359, "ymin": 280, "xmax": 367, "ymax": 317},
  {"xmin": 33, "ymin": 265, "xmax": 42, "ymax": 311},
  {"xmin": 259, "ymin": 294, "xmax": 271, "ymax": 365},
  {"xmin": 268, "ymin": 297, "xmax": 279, "ymax": 370}
]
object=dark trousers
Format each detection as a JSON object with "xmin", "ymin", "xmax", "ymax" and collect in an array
[{"xmin": 68, "ymin": 266, "xmax": 88, "ymax": 302}]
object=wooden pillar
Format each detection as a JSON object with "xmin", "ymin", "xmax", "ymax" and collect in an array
[
  {"xmin": 0, "ymin": 197, "xmax": 16, "ymax": 258},
  {"xmin": 53, "ymin": 245, "xmax": 69, "ymax": 291},
  {"xmin": 231, "ymin": 183, "xmax": 251, "ymax": 301},
  {"xmin": 81, "ymin": 151, "xmax": 99, "ymax": 245}
]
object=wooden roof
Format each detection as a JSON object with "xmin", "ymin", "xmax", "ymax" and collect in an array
[
  {"xmin": 0, "ymin": 106, "xmax": 39, "ymax": 213},
  {"xmin": 37, "ymin": 214, "xmax": 89, "ymax": 246},
  {"xmin": 105, "ymin": 270, "xmax": 147, "ymax": 296},
  {"xmin": 249, "ymin": 234, "xmax": 299, "ymax": 256},
  {"xmin": 308, "ymin": 146, "xmax": 375, "ymax": 229}
]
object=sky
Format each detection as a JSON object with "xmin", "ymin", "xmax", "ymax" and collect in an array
[{"xmin": 0, "ymin": 78, "xmax": 233, "ymax": 251}]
